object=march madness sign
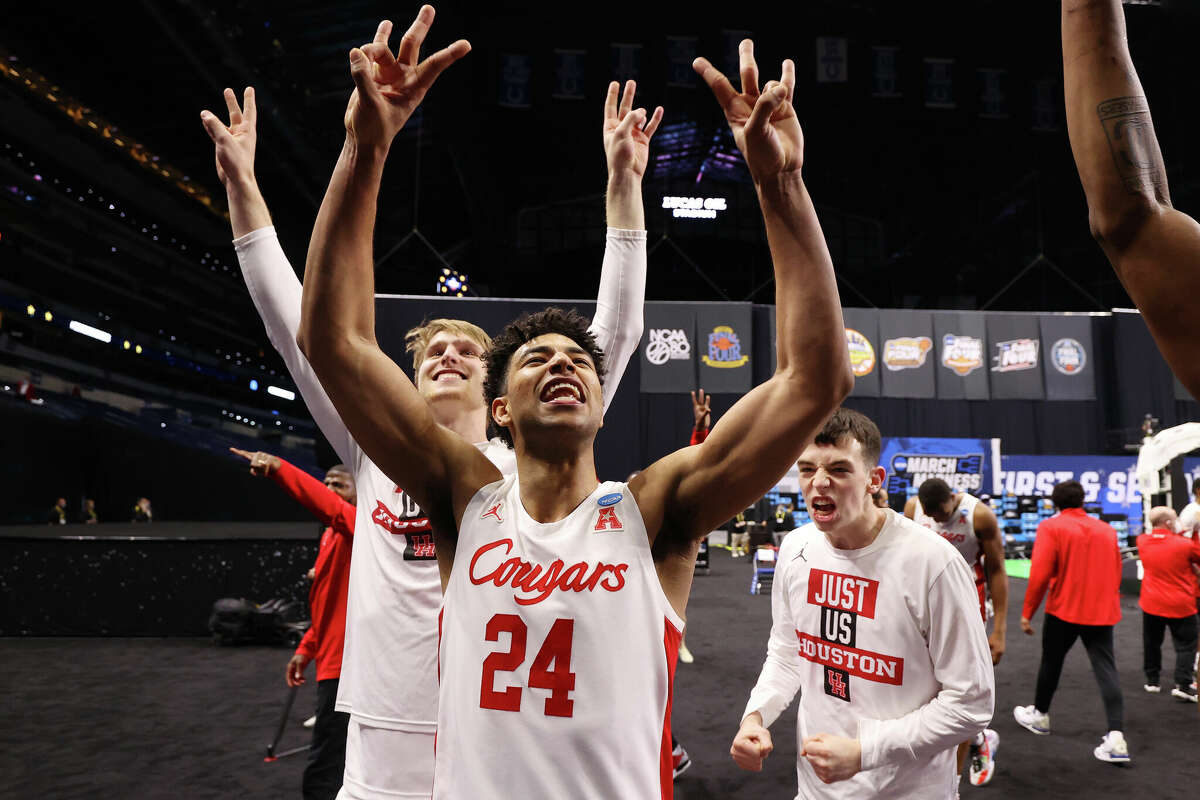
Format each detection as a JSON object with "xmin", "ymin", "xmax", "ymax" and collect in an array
[{"xmin": 881, "ymin": 437, "xmax": 1001, "ymax": 499}]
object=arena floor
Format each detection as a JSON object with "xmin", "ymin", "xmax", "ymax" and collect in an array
[{"xmin": 2, "ymin": 547, "xmax": 1195, "ymax": 799}]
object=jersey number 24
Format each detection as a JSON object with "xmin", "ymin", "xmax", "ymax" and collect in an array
[{"xmin": 480, "ymin": 613, "xmax": 576, "ymax": 717}]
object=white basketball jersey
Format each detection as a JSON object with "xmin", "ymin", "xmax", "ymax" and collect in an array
[
  {"xmin": 336, "ymin": 439, "xmax": 516, "ymax": 730},
  {"xmin": 435, "ymin": 476, "xmax": 684, "ymax": 800},
  {"xmin": 913, "ymin": 493, "xmax": 983, "ymax": 582}
]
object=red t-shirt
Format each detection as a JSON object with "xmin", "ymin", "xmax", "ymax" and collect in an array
[
  {"xmin": 1137, "ymin": 528, "xmax": 1200, "ymax": 618},
  {"xmin": 270, "ymin": 459, "xmax": 355, "ymax": 682},
  {"xmin": 1022, "ymin": 508, "xmax": 1121, "ymax": 626}
]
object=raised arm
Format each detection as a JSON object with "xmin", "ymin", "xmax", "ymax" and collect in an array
[
  {"xmin": 1063, "ymin": 0, "xmax": 1200, "ymax": 396},
  {"xmin": 202, "ymin": 88, "xmax": 358, "ymax": 465},
  {"xmin": 230, "ymin": 448, "xmax": 354, "ymax": 535},
  {"xmin": 635, "ymin": 42, "xmax": 853, "ymax": 545},
  {"xmin": 588, "ymin": 81, "xmax": 660, "ymax": 410},
  {"xmin": 296, "ymin": 10, "xmax": 494, "ymax": 529},
  {"xmin": 975, "ymin": 503, "xmax": 1008, "ymax": 664}
]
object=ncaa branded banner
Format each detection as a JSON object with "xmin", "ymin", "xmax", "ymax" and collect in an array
[
  {"xmin": 498, "ymin": 53, "xmax": 532, "ymax": 108},
  {"xmin": 696, "ymin": 303, "xmax": 753, "ymax": 394},
  {"xmin": 640, "ymin": 303, "xmax": 696, "ymax": 394},
  {"xmin": 932, "ymin": 312, "xmax": 989, "ymax": 400},
  {"xmin": 878, "ymin": 309, "xmax": 935, "ymax": 399},
  {"xmin": 842, "ymin": 308, "xmax": 880, "ymax": 398},
  {"xmin": 882, "ymin": 436, "xmax": 1001, "ymax": 499},
  {"xmin": 985, "ymin": 313, "xmax": 1044, "ymax": 400},
  {"xmin": 1038, "ymin": 314, "xmax": 1095, "ymax": 400}
]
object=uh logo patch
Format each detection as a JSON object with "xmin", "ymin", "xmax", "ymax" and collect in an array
[
  {"xmin": 800, "ymin": 568, "xmax": 904, "ymax": 703},
  {"xmin": 594, "ymin": 492, "xmax": 624, "ymax": 532}
]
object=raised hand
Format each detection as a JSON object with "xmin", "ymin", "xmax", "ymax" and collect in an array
[
  {"xmin": 690, "ymin": 388, "xmax": 711, "ymax": 431},
  {"xmin": 200, "ymin": 87, "xmax": 258, "ymax": 190},
  {"xmin": 230, "ymin": 446, "xmax": 281, "ymax": 477},
  {"xmin": 344, "ymin": 7, "xmax": 470, "ymax": 150},
  {"xmin": 693, "ymin": 41, "xmax": 801, "ymax": 183},
  {"xmin": 602, "ymin": 80, "xmax": 663, "ymax": 181}
]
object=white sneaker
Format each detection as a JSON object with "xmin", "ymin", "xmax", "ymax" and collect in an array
[
  {"xmin": 678, "ymin": 642, "xmax": 694, "ymax": 664},
  {"xmin": 1143, "ymin": 683, "xmax": 1161, "ymax": 693},
  {"xmin": 302, "ymin": 714, "xmax": 316, "ymax": 728},
  {"xmin": 1172, "ymin": 684, "xmax": 1198, "ymax": 703},
  {"xmin": 1093, "ymin": 730, "xmax": 1130, "ymax": 764},
  {"xmin": 1012, "ymin": 705, "xmax": 1050, "ymax": 735}
]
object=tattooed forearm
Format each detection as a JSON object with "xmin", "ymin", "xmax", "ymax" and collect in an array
[{"xmin": 1096, "ymin": 96, "xmax": 1170, "ymax": 203}]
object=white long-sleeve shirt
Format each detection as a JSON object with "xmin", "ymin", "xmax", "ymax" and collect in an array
[
  {"xmin": 744, "ymin": 511, "xmax": 994, "ymax": 799},
  {"xmin": 233, "ymin": 226, "xmax": 645, "ymax": 732}
]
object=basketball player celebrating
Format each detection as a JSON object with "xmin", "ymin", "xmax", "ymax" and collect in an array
[
  {"xmin": 906, "ymin": 477, "xmax": 1007, "ymax": 788},
  {"xmin": 1061, "ymin": 0, "xmax": 1200, "ymax": 399},
  {"xmin": 202, "ymin": 12, "xmax": 653, "ymax": 798},
  {"xmin": 733, "ymin": 410, "xmax": 994, "ymax": 798},
  {"xmin": 298, "ymin": 19, "xmax": 852, "ymax": 798}
]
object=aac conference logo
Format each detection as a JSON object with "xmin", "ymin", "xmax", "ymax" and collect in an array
[
  {"xmin": 645, "ymin": 328, "xmax": 691, "ymax": 366},
  {"xmin": 1050, "ymin": 337, "xmax": 1087, "ymax": 375},
  {"xmin": 883, "ymin": 336, "xmax": 932, "ymax": 371},
  {"xmin": 701, "ymin": 325, "xmax": 749, "ymax": 368},
  {"xmin": 991, "ymin": 338, "xmax": 1039, "ymax": 373},
  {"xmin": 845, "ymin": 328, "xmax": 876, "ymax": 377},
  {"xmin": 941, "ymin": 334, "xmax": 984, "ymax": 376}
]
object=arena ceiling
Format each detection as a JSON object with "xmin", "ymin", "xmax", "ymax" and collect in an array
[{"xmin": 3, "ymin": 0, "xmax": 1198, "ymax": 314}]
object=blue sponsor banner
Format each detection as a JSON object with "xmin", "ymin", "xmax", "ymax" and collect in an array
[
  {"xmin": 999, "ymin": 455, "xmax": 1143, "ymax": 526},
  {"xmin": 882, "ymin": 437, "xmax": 1000, "ymax": 499}
]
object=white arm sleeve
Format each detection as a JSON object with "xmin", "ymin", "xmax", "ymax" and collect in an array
[
  {"xmin": 742, "ymin": 540, "xmax": 805, "ymax": 727},
  {"xmin": 233, "ymin": 227, "xmax": 359, "ymax": 466},
  {"xmin": 857, "ymin": 558, "xmax": 995, "ymax": 771},
  {"xmin": 587, "ymin": 228, "xmax": 646, "ymax": 415}
]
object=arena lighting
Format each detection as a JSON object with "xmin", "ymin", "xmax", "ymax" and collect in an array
[
  {"xmin": 43, "ymin": 310, "xmax": 52, "ymax": 322},
  {"xmin": 26, "ymin": 304, "xmax": 34, "ymax": 316},
  {"xmin": 122, "ymin": 340, "xmax": 130, "ymax": 350},
  {"xmin": 249, "ymin": 379, "xmax": 259, "ymax": 391},
  {"xmin": 437, "ymin": 267, "xmax": 469, "ymax": 297},
  {"xmin": 68, "ymin": 320, "xmax": 112, "ymax": 344},
  {"xmin": 267, "ymin": 385, "xmax": 296, "ymax": 401},
  {"xmin": 134, "ymin": 344, "xmax": 142, "ymax": 354}
]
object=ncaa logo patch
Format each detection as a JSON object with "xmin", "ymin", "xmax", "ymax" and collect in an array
[
  {"xmin": 598, "ymin": 492, "xmax": 622, "ymax": 507},
  {"xmin": 1050, "ymin": 337, "xmax": 1086, "ymax": 375}
]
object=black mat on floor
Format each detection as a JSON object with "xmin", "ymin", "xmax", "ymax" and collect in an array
[{"xmin": 1, "ymin": 547, "xmax": 1196, "ymax": 799}]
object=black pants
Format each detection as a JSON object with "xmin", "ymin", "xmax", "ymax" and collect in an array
[
  {"xmin": 303, "ymin": 678, "xmax": 350, "ymax": 800},
  {"xmin": 1034, "ymin": 613, "xmax": 1124, "ymax": 732},
  {"xmin": 1142, "ymin": 611, "xmax": 1199, "ymax": 688}
]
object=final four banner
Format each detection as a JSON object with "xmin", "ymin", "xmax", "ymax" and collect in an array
[
  {"xmin": 842, "ymin": 307, "xmax": 880, "ymax": 398},
  {"xmin": 932, "ymin": 312, "xmax": 990, "ymax": 400},
  {"xmin": 985, "ymin": 313, "xmax": 1044, "ymax": 400},
  {"xmin": 639, "ymin": 303, "xmax": 696, "ymax": 394},
  {"xmin": 695, "ymin": 303, "xmax": 753, "ymax": 394},
  {"xmin": 881, "ymin": 437, "xmax": 1001, "ymax": 498},
  {"xmin": 1038, "ymin": 314, "xmax": 1096, "ymax": 400},
  {"xmin": 878, "ymin": 309, "xmax": 936, "ymax": 399}
]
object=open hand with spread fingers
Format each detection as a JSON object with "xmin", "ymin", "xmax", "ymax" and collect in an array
[
  {"xmin": 344, "ymin": 6, "xmax": 470, "ymax": 151},
  {"xmin": 230, "ymin": 446, "xmax": 281, "ymax": 477},
  {"xmin": 200, "ymin": 87, "xmax": 258, "ymax": 190},
  {"xmin": 693, "ymin": 40, "xmax": 801, "ymax": 184},
  {"xmin": 602, "ymin": 80, "xmax": 663, "ymax": 181}
]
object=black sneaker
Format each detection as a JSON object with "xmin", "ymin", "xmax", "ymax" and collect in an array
[
  {"xmin": 672, "ymin": 744, "xmax": 692, "ymax": 779},
  {"xmin": 1172, "ymin": 684, "xmax": 1198, "ymax": 703}
]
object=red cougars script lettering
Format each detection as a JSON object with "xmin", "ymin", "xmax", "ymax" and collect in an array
[
  {"xmin": 807, "ymin": 568, "xmax": 880, "ymax": 619},
  {"xmin": 468, "ymin": 539, "xmax": 628, "ymax": 605},
  {"xmin": 796, "ymin": 632, "xmax": 904, "ymax": 685}
]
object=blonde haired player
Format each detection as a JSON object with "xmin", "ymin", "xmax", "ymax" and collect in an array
[{"xmin": 201, "ymin": 9, "xmax": 653, "ymax": 795}]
